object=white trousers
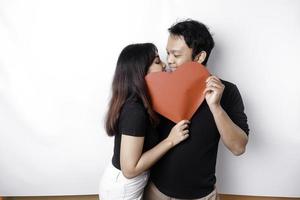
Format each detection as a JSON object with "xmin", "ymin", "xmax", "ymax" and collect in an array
[{"xmin": 99, "ymin": 162, "xmax": 149, "ymax": 200}]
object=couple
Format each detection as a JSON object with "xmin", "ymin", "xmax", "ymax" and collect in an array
[{"xmin": 99, "ymin": 19, "xmax": 249, "ymax": 200}]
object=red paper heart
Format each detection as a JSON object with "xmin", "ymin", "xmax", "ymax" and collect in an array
[{"xmin": 145, "ymin": 62, "xmax": 210, "ymax": 123}]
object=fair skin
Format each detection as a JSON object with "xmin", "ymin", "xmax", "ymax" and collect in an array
[
  {"xmin": 147, "ymin": 55, "xmax": 166, "ymax": 73},
  {"xmin": 166, "ymin": 34, "xmax": 248, "ymax": 156},
  {"xmin": 120, "ymin": 55, "xmax": 190, "ymax": 179}
]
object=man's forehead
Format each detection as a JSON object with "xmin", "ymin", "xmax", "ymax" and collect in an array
[
  {"xmin": 167, "ymin": 49, "xmax": 182, "ymax": 53},
  {"xmin": 166, "ymin": 35, "xmax": 188, "ymax": 51}
]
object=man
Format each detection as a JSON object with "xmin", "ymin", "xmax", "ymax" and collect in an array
[{"xmin": 144, "ymin": 19, "xmax": 249, "ymax": 199}]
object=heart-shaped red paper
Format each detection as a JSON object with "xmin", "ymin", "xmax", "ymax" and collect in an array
[{"xmin": 145, "ymin": 61, "xmax": 210, "ymax": 123}]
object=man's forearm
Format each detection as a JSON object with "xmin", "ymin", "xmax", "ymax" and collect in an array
[{"xmin": 210, "ymin": 105, "xmax": 248, "ymax": 156}]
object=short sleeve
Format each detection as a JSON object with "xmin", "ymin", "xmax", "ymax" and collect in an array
[
  {"xmin": 118, "ymin": 101, "xmax": 148, "ymax": 137},
  {"xmin": 223, "ymin": 84, "xmax": 250, "ymax": 135}
]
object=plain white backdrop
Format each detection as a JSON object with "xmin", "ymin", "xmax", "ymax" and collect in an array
[{"xmin": 0, "ymin": 0, "xmax": 299, "ymax": 197}]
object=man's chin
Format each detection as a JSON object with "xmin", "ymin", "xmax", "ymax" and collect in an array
[{"xmin": 166, "ymin": 66, "xmax": 178, "ymax": 72}]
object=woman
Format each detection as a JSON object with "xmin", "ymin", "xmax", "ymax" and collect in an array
[{"xmin": 99, "ymin": 43, "xmax": 190, "ymax": 200}]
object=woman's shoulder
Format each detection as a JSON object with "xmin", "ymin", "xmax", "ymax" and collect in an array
[
  {"xmin": 118, "ymin": 96, "xmax": 149, "ymax": 136},
  {"xmin": 123, "ymin": 96, "xmax": 146, "ymax": 111},
  {"xmin": 121, "ymin": 96, "xmax": 147, "ymax": 118}
]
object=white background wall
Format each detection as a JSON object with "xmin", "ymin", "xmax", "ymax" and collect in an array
[{"xmin": 0, "ymin": 0, "xmax": 299, "ymax": 197}]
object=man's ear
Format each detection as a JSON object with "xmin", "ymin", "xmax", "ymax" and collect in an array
[{"xmin": 194, "ymin": 51, "xmax": 207, "ymax": 64}]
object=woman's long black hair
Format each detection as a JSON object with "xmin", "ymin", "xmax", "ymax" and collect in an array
[{"xmin": 105, "ymin": 43, "xmax": 159, "ymax": 136}]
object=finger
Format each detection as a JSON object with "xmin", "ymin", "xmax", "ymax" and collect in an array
[
  {"xmin": 205, "ymin": 76, "xmax": 214, "ymax": 83},
  {"xmin": 210, "ymin": 78, "xmax": 224, "ymax": 89},
  {"xmin": 176, "ymin": 120, "xmax": 186, "ymax": 126},
  {"xmin": 206, "ymin": 78, "xmax": 219, "ymax": 84},
  {"xmin": 203, "ymin": 86, "xmax": 221, "ymax": 96},
  {"xmin": 206, "ymin": 86, "xmax": 219, "ymax": 92},
  {"xmin": 184, "ymin": 123, "xmax": 189, "ymax": 128},
  {"xmin": 207, "ymin": 82, "xmax": 223, "ymax": 89},
  {"xmin": 178, "ymin": 120, "xmax": 190, "ymax": 126},
  {"xmin": 203, "ymin": 87, "xmax": 214, "ymax": 95},
  {"xmin": 206, "ymin": 77, "xmax": 221, "ymax": 87},
  {"xmin": 206, "ymin": 78, "xmax": 222, "ymax": 85},
  {"xmin": 206, "ymin": 75, "xmax": 220, "ymax": 82},
  {"xmin": 181, "ymin": 133, "xmax": 189, "ymax": 141},
  {"xmin": 182, "ymin": 130, "xmax": 189, "ymax": 135},
  {"xmin": 211, "ymin": 75, "xmax": 221, "ymax": 81},
  {"xmin": 180, "ymin": 124, "xmax": 189, "ymax": 131},
  {"xmin": 203, "ymin": 88, "xmax": 210, "ymax": 95},
  {"xmin": 208, "ymin": 83, "xmax": 222, "ymax": 89},
  {"xmin": 182, "ymin": 119, "xmax": 190, "ymax": 124}
]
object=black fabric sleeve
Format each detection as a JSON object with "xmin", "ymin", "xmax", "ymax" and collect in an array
[
  {"xmin": 224, "ymin": 84, "xmax": 250, "ymax": 135},
  {"xmin": 118, "ymin": 102, "xmax": 148, "ymax": 137}
]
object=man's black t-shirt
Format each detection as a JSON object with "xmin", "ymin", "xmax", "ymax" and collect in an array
[
  {"xmin": 112, "ymin": 97, "xmax": 158, "ymax": 170},
  {"xmin": 150, "ymin": 80, "xmax": 249, "ymax": 199}
]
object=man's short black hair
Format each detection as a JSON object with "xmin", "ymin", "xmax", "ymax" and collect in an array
[{"xmin": 168, "ymin": 19, "xmax": 215, "ymax": 65}]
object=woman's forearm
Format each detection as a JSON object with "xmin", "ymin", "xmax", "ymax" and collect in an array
[{"xmin": 123, "ymin": 138, "xmax": 174, "ymax": 178}]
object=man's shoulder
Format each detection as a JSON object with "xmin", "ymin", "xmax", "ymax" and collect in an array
[
  {"xmin": 219, "ymin": 79, "xmax": 244, "ymax": 107},
  {"xmin": 220, "ymin": 79, "xmax": 238, "ymax": 93}
]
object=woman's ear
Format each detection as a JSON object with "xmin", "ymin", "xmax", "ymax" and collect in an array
[{"xmin": 194, "ymin": 51, "xmax": 207, "ymax": 64}]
